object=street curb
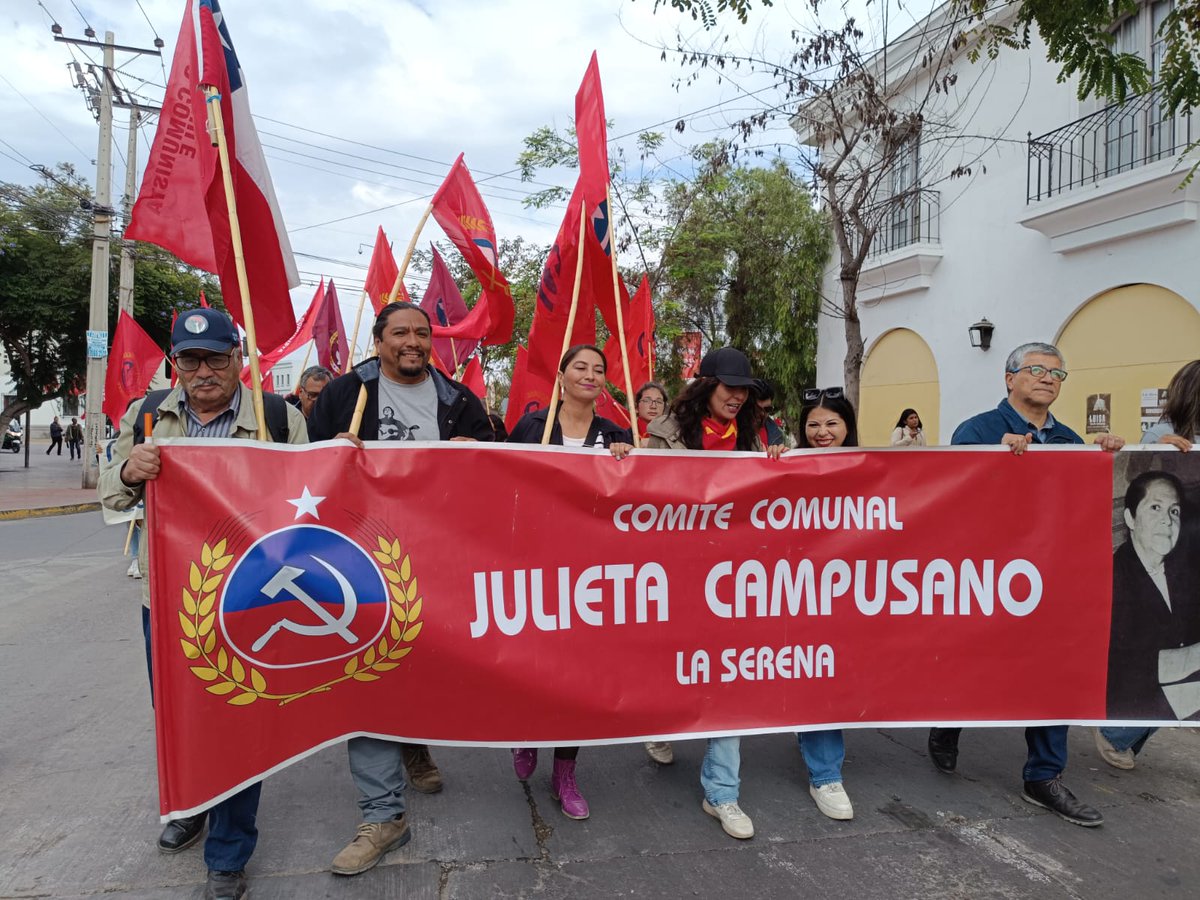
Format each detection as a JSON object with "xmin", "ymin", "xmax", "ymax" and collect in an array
[{"xmin": 0, "ymin": 502, "xmax": 101, "ymax": 521}]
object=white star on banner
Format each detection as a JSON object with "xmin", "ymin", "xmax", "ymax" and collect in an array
[{"xmin": 287, "ymin": 486, "xmax": 326, "ymax": 520}]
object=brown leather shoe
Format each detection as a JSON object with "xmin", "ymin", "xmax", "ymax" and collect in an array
[
  {"xmin": 331, "ymin": 815, "xmax": 411, "ymax": 875},
  {"xmin": 401, "ymin": 743, "xmax": 444, "ymax": 794}
]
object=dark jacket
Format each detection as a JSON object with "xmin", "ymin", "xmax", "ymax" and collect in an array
[
  {"xmin": 508, "ymin": 407, "xmax": 631, "ymax": 448},
  {"xmin": 307, "ymin": 359, "xmax": 493, "ymax": 442}
]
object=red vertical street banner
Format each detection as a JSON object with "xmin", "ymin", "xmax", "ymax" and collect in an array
[
  {"xmin": 126, "ymin": 0, "xmax": 299, "ymax": 352},
  {"xmin": 104, "ymin": 311, "xmax": 165, "ymax": 424},
  {"xmin": 142, "ymin": 444, "xmax": 1173, "ymax": 819},
  {"xmin": 679, "ymin": 332, "xmax": 703, "ymax": 379},
  {"xmin": 364, "ymin": 226, "xmax": 404, "ymax": 313}
]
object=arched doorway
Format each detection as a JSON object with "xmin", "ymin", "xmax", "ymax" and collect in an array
[
  {"xmin": 859, "ymin": 329, "xmax": 940, "ymax": 447},
  {"xmin": 1056, "ymin": 284, "xmax": 1200, "ymax": 440}
]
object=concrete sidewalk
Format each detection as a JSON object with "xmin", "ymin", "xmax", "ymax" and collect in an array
[{"xmin": 0, "ymin": 449, "xmax": 101, "ymax": 519}]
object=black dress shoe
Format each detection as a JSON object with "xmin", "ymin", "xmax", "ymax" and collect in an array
[
  {"xmin": 927, "ymin": 728, "xmax": 960, "ymax": 773},
  {"xmin": 204, "ymin": 870, "xmax": 248, "ymax": 900},
  {"xmin": 1022, "ymin": 777, "xmax": 1104, "ymax": 827},
  {"xmin": 157, "ymin": 813, "xmax": 206, "ymax": 853}
]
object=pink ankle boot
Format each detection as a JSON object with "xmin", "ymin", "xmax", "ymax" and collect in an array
[
  {"xmin": 512, "ymin": 748, "xmax": 538, "ymax": 781},
  {"xmin": 550, "ymin": 757, "xmax": 589, "ymax": 819}
]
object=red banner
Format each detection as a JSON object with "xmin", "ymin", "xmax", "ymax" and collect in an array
[{"xmin": 149, "ymin": 444, "xmax": 1175, "ymax": 818}]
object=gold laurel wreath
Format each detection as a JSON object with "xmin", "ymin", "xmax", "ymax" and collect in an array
[{"xmin": 178, "ymin": 536, "xmax": 422, "ymax": 706}]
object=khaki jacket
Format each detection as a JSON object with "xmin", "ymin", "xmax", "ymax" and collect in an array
[
  {"xmin": 98, "ymin": 384, "xmax": 308, "ymax": 606},
  {"xmin": 644, "ymin": 413, "xmax": 764, "ymax": 452}
]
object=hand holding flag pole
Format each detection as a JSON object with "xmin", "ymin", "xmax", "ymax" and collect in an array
[
  {"xmin": 605, "ymin": 185, "xmax": 639, "ymax": 447},
  {"xmin": 540, "ymin": 200, "xmax": 590, "ymax": 445},
  {"xmin": 348, "ymin": 204, "xmax": 434, "ymax": 437},
  {"xmin": 203, "ymin": 85, "xmax": 269, "ymax": 441}
]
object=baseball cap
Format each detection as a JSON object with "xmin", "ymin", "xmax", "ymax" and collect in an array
[
  {"xmin": 698, "ymin": 347, "xmax": 755, "ymax": 387},
  {"xmin": 171, "ymin": 308, "xmax": 239, "ymax": 354}
]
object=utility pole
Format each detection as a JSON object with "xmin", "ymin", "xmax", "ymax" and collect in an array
[
  {"xmin": 117, "ymin": 104, "xmax": 140, "ymax": 318},
  {"xmin": 54, "ymin": 28, "xmax": 160, "ymax": 489}
]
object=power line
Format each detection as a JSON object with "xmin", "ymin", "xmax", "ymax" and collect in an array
[{"xmin": 0, "ymin": 71, "xmax": 94, "ymax": 163}]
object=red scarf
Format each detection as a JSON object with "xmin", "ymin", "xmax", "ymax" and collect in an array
[{"xmin": 701, "ymin": 417, "xmax": 737, "ymax": 451}]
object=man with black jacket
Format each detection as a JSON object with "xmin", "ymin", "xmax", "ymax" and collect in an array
[{"xmin": 307, "ymin": 300, "xmax": 491, "ymax": 876}]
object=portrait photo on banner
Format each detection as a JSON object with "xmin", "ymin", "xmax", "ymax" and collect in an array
[{"xmin": 1107, "ymin": 451, "xmax": 1200, "ymax": 721}]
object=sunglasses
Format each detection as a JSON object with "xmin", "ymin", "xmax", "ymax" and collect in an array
[
  {"xmin": 1009, "ymin": 364, "xmax": 1068, "ymax": 382},
  {"xmin": 802, "ymin": 386, "xmax": 844, "ymax": 403}
]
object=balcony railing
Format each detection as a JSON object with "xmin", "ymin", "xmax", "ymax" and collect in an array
[
  {"xmin": 860, "ymin": 187, "xmax": 941, "ymax": 258},
  {"xmin": 1027, "ymin": 85, "xmax": 1194, "ymax": 202}
]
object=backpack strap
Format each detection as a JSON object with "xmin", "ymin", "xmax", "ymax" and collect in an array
[{"xmin": 131, "ymin": 389, "xmax": 289, "ymax": 443}]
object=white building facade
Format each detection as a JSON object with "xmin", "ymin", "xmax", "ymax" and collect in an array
[{"xmin": 801, "ymin": 0, "xmax": 1198, "ymax": 446}]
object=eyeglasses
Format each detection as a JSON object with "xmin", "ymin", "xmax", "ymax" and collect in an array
[
  {"xmin": 638, "ymin": 397, "xmax": 664, "ymax": 407},
  {"xmin": 802, "ymin": 386, "xmax": 844, "ymax": 403},
  {"xmin": 174, "ymin": 351, "xmax": 235, "ymax": 372},
  {"xmin": 1009, "ymin": 365, "xmax": 1068, "ymax": 382}
]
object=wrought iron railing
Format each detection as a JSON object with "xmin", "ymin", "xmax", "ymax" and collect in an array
[
  {"xmin": 860, "ymin": 187, "xmax": 941, "ymax": 258},
  {"xmin": 1028, "ymin": 85, "xmax": 1194, "ymax": 202}
]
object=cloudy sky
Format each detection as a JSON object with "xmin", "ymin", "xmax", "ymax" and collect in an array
[{"xmin": 0, "ymin": 0, "xmax": 924, "ymax": 353}]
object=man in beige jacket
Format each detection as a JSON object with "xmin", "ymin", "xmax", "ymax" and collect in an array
[{"xmin": 99, "ymin": 308, "xmax": 306, "ymax": 900}]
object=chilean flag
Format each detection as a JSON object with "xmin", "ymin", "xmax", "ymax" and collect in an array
[{"xmin": 127, "ymin": 0, "xmax": 299, "ymax": 352}]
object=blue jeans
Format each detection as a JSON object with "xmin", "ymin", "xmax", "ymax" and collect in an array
[
  {"xmin": 348, "ymin": 737, "xmax": 407, "ymax": 822},
  {"xmin": 142, "ymin": 607, "xmax": 261, "ymax": 871},
  {"xmin": 797, "ymin": 730, "xmax": 845, "ymax": 787},
  {"xmin": 1100, "ymin": 726, "xmax": 1156, "ymax": 755},
  {"xmin": 700, "ymin": 737, "xmax": 740, "ymax": 804},
  {"xmin": 1023, "ymin": 725, "xmax": 1068, "ymax": 781}
]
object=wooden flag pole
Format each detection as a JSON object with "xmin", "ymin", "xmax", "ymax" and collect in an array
[
  {"xmin": 348, "ymin": 203, "xmax": 434, "ymax": 437},
  {"xmin": 540, "ymin": 199, "xmax": 589, "ymax": 445},
  {"xmin": 348, "ymin": 288, "xmax": 369, "ymax": 365},
  {"xmin": 606, "ymin": 185, "xmax": 640, "ymax": 446},
  {"xmin": 204, "ymin": 86, "xmax": 268, "ymax": 441},
  {"xmin": 295, "ymin": 341, "xmax": 314, "ymax": 389}
]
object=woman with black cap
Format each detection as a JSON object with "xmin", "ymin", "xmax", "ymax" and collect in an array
[{"xmin": 644, "ymin": 346, "xmax": 780, "ymax": 841}]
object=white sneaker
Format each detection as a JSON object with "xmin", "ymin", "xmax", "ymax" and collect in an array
[
  {"xmin": 126, "ymin": 558, "xmax": 138, "ymax": 577},
  {"xmin": 130, "ymin": 560, "xmax": 142, "ymax": 580},
  {"xmin": 644, "ymin": 741, "xmax": 674, "ymax": 764},
  {"xmin": 1093, "ymin": 728, "xmax": 1135, "ymax": 770},
  {"xmin": 810, "ymin": 782, "xmax": 854, "ymax": 820},
  {"xmin": 702, "ymin": 798, "xmax": 754, "ymax": 839}
]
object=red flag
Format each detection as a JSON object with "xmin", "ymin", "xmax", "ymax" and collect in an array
[
  {"xmin": 420, "ymin": 245, "xmax": 477, "ymax": 368},
  {"xmin": 429, "ymin": 154, "xmax": 513, "ymax": 345},
  {"xmin": 199, "ymin": 291, "xmax": 210, "ymax": 309},
  {"xmin": 126, "ymin": 0, "xmax": 299, "ymax": 352},
  {"xmin": 594, "ymin": 387, "xmax": 630, "ymax": 428},
  {"xmin": 602, "ymin": 275, "xmax": 654, "ymax": 394},
  {"xmin": 460, "ymin": 356, "xmax": 486, "ymax": 401},
  {"xmin": 679, "ymin": 332, "xmax": 703, "ymax": 379},
  {"xmin": 576, "ymin": 52, "xmax": 609, "ymax": 219},
  {"xmin": 242, "ymin": 280, "xmax": 323, "ymax": 387},
  {"xmin": 314, "ymin": 279, "xmax": 350, "ymax": 375},
  {"xmin": 363, "ymin": 226, "xmax": 406, "ymax": 313},
  {"xmin": 104, "ymin": 311, "xmax": 165, "ymax": 424},
  {"xmin": 505, "ymin": 345, "xmax": 555, "ymax": 433}
]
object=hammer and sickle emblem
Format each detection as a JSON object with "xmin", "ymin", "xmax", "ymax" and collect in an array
[{"xmin": 251, "ymin": 556, "xmax": 359, "ymax": 652}]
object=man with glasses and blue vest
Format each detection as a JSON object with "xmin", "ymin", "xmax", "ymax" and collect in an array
[{"xmin": 927, "ymin": 341, "xmax": 1124, "ymax": 827}]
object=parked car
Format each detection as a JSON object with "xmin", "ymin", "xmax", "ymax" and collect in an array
[{"xmin": 3, "ymin": 420, "xmax": 22, "ymax": 453}]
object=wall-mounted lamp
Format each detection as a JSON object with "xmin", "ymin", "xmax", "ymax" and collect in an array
[{"xmin": 968, "ymin": 318, "xmax": 994, "ymax": 351}]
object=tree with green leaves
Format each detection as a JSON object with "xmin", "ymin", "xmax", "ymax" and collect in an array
[{"xmin": 1, "ymin": 165, "xmax": 222, "ymax": 435}]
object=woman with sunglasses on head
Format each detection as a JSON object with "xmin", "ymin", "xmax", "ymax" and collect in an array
[
  {"xmin": 890, "ymin": 408, "xmax": 926, "ymax": 447},
  {"xmin": 507, "ymin": 344, "xmax": 632, "ymax": 821},
  {"xmin": 634, "ymin": 381, "xmax": 670, "ymax": 442},
  {"xmin": 793, "ymin": 386, "xmax": 858, "ymax": 819},
  {"xmin": 643, "ymin": 347, "xmax": 781, "ymax": 841}
]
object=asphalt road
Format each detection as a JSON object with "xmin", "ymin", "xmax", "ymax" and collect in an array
[{"xmin": 1, "ymin": 512, "xmax": 1198, "ymax": 899}]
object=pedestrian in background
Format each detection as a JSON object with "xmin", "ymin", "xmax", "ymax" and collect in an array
[
  {"xmin": 46, "ymin": 416, "xmax": 63, "ymax": 455},
  {"xmin": 890, "ymin": 408, "xmax": 926, "ymax": 446},
  {"xmin": 66, "ymin": 417, "xmax": 83, "ymax": 460}
]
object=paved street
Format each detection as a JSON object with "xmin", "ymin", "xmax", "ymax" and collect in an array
[{"xmin": 1, "ymin": 512, "xmax": 1198, "ymax": 899}]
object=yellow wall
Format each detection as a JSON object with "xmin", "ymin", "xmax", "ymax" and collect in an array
[
  {"xmin": 859, "ymin": 329, "xmax": 940, "ymax": 447},
  {"xmin": 1056, "ymin": 284, "xmax": 1200, "ymax": 440}
]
